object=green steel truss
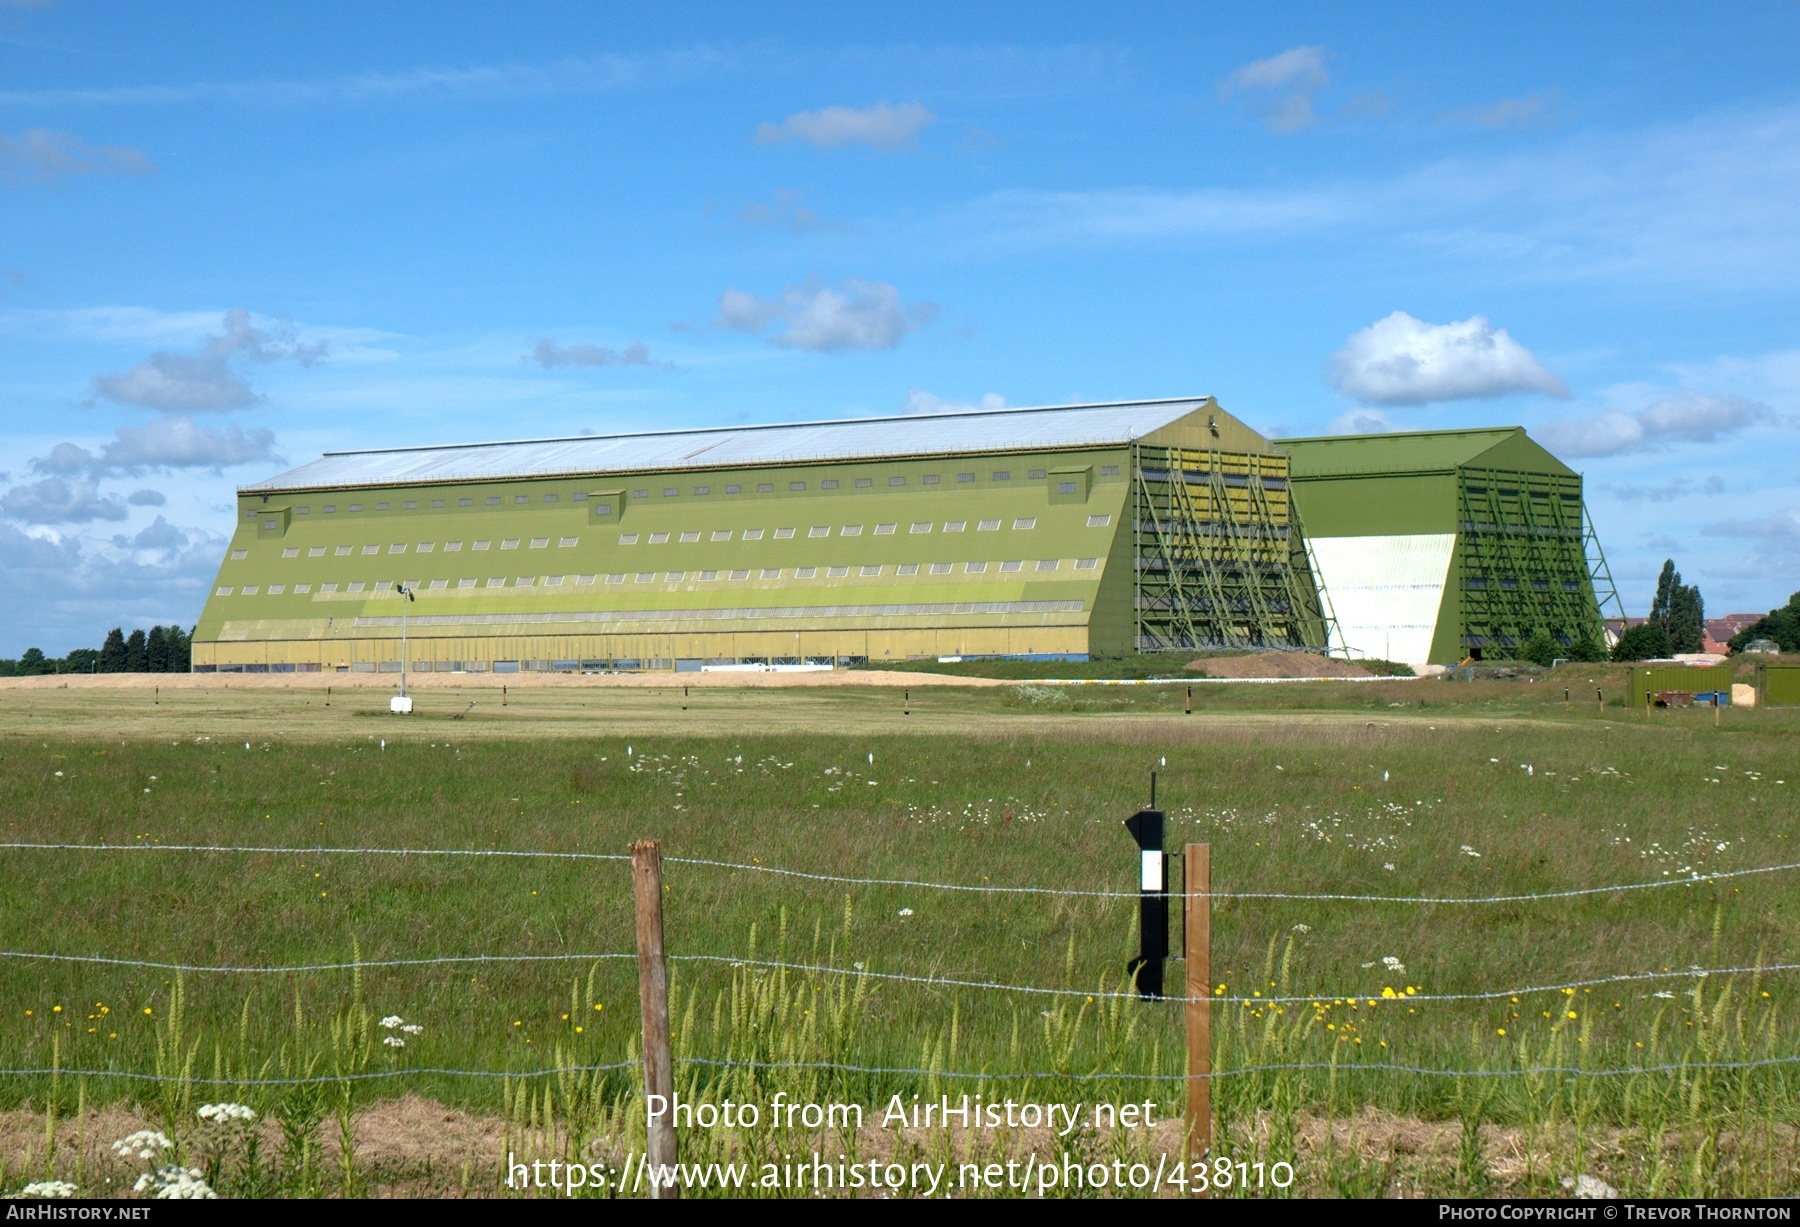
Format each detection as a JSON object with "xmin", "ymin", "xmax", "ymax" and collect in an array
[
  {"xmin": 1131, "ymin": 444, "xmax": 1329, "ymax": 652},
  {"xmin": 1455, "ymin": 466, "xmax": 1607, "ymax": 653}
]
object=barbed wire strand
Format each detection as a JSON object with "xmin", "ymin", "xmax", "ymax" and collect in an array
[
  {"xmin": 3, "ymin": 948, "xmax": 1793, "ymax": 1007},
  {"xmin": 2, "ymin": 840, "xmax": 1793, "ymax": 905}
]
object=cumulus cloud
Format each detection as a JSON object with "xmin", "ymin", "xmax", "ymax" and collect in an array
[
  {"xmin": 904, "ymin": 390, "xmax": 1007, "ymax": 415},
  {"xmin": 0, "ymin": 127, "xmax": 155, "ymax": 187},
  {"xmin": 127, "ymin": 488, "xmax": 167, "ymax": 506},
  {"xmin": 530, "ymin": 338, "xmax": 662, "ymax": 368},
  {"xmin": 756, "ymin": 102, "xmax": 934, "ymax": 150},
  {"xmin": 735, "ymin": 188, "xmax": 833, "ymax": 233},
  {"xmin": 1442, "ymin": 92, "xmax": 1552, "ymax": 129},
  {"xmin": 1608, "ymin": 475, "xmax": 1728, "ymax": 503},
  {"xmin": 0, "ymin": 523, "xmax": 79, "ymax": 572},
  {"xmin": 32, "ymin": 416, "xmax": 280, "ymax": 479},
  {"xmin": 1329, "ymin": 311, "xmax": 1568, "ymax": 406},
  {"xmin": 1702, "ymin": 508, "xmax": 1800, "ymax": 538},
  {"xmin": 112, "ymin": 515, "xmax": 190, "ymax": 555},
  {"xmin": 90, "ymin": 308, "xmax": 326, "ymax": 412},
  {"xmin": 1538, "ymin": 392, "xmax": 1772, "ymax": 458},
  {"xmin": 1218, "ymin": 46, "xmax": 1329, "ymax": 132},
  {"xmin": 716, "ymin": 278, "xmax": 938, "ymax": 352},
  {"xmin": 1325, "ymin": 407, "xmax": 1395, "ymax": 435},
  {"xmin": 0, "ymin": 476, "xmax": 127, "ymax": 524}
]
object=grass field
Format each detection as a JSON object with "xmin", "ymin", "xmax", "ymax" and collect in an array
[{"xmin": 3, "ymin": 668, "xmax": 1797, "ymax": 1196}]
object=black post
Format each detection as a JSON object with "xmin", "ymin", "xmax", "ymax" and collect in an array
[{"xmin": 1123, "ymin": 772, "xmax": 1167, "ymax": 999}]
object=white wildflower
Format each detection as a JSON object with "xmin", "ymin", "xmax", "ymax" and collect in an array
[
  {"xmin": 1561, "ymin": 1173, "xmax": 1618, "ymax": 1199},
  {"xmin": 135, "ymin": 1165, "xmax": 216, "ymax": 1199},
  {"xmin": 400, "ymin": 1023, "xmax": 423, "ymax": 1035},
  {"xmin": 197, "ymin": 1102, "xmax": 256, "ymax": 1124},
  {"xmin": 379, "ymin": 1015, "xmax": 404, "ymax": 1029},
  {"xmin": 1382, "ymin": 770, "xmax": 1389, "ymax": 782},
  {"xmin": 18, "ymin": 1181, "xmax": 78, "ymax": 1198},
  {"xmin": 383, "ymin": 1035, "xmax": 406, "ymax": 1048},
  {"xmin": 1291, "ymin": 923, "xmax": 1311, "ymax": 934},
  {"xmin": 1382, "ymin": 956, "xmax": 1406, "ymax": 974},
  {"xmin": 112, "ymin": 1131, "xmax": 172, "ymax": 1162},
  {"xmin": 1383, "ymin": 862, "xmax": 1396, "ymax": 871},
  {"xmin": 897, "ymin": 908, "xmax": 914, "ymax": 917},
  {"xmin": 1461, "ymin": 845, "xmax": 1482, "ymax": 858}
]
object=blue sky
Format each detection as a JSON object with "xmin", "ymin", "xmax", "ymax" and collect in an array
[{"xmin": 3, "ymin": 2, "xmax": 1798, "ymax": 653}]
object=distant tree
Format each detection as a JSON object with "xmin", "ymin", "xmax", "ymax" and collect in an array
[
  {"xmin": 145, "ymin": 625, "xmax": 168, "ymax": 673},
  {"xmin": 1612, "ymin": 622, "xmax": 1672, "ymax": 662},
  {"xmin": 1728, "ymin": 591, "xmax": 1800, "ymax": 654},
  {"xmin": 1567, "ymin": 634, "xmax": 1609, "ymax": 663},
  {"xmin": 63, "ymin": 648, "xmax": 101, "ymax": 673},
  {"xmin": 1647, "ymin": 558, "xmax": 1705, "ymax": 653},
  {"xmin": 18, "ymin": 647, "xmax": 52, "ymax": 676},
  {"xmin": 164, "ymin": 625, "xmax": 193, "ymax": 673},
  {"xmin": 124, "ymin": 628, "xmax": 148, "ymax": 673},
  {"xmin": 1650, "ymin": 560, "xmax": 1677, "ymax": 628},
  {"xmin": 1520, "ymin": 631, "xmax": 1559, "ymax": 667},
  {"xmin": 98, "ymin": 628, "xmax": 127, "ymax": 673}
]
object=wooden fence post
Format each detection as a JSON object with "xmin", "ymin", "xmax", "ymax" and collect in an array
[
  {"xmin": 632, "ymin": 838, "xmax": 679, "ymax": 1199},
  {"xmin": 1184, "ymin": 841, "xmax": 1211, "ymax": 1188}
]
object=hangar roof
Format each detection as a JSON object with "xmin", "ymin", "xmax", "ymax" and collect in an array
[
  {"xmin": 243, "ymin": 398, "xmax": 1219, "ymax": 493},
  {"xmin": 1280, "ymin": 427, "xmax": 1577, "ymax": 479}
]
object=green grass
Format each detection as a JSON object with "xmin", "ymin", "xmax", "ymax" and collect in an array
[
  {"xmin": 3, "ymin": 680, "xmax": 1798, "ymax": 1194},
  {"xmin": 853, "ymin": 651, "xmax": 1415, "ymax": 680}
]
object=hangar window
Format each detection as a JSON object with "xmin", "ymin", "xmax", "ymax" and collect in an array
[
  {"xmin": 606, "ymin": 574, "xmax": 624, "ymax": 584},
  {"xmin": 633, "ymin": 489, "xmax": 650, "ymax": 499},
  {"xmin": 1028, "ymin": 469, "xmax": 1047, "ymax": 480},
  {"xmin": 1013, "ymin": 517, "xmax": 1037, "ymax": 530},
  {"xmin": 619, "ymin": 533, "xmax": 639, "ymax": 544},
  {"xmin": 757, "ymin": 483, "xmax": 774, "ymax": 493},
  {"xmin": 444, "ymin": 541, "xmax": 463, "ymax": 552},
  {"xmin": 663, "ymin": 488, "xmax": 679, "ymax": 497},
  {"xmin": 361, "ymin": 544, "xmax": 379, "ymax": 555},
  {"xmin": 323, "ymin": 505, "xmax": 336, "ymax": 513},
  {"xmin": 929, "ymin": 563, "xmax": 952, "ymax": 575},
  {"xmin": 428, "ymin": 579, "xmax": 447, "ymax": 590},
  {"xmin": 922, "ymin": 474, "xmax": 940, "ymax": 485},
  {"xmin": 1500, "ymin": 578, "xmax": 1518, "ymax": 589},
  {"xmin": 1086, "ymin": 514, "xmax": 1112, "ymax": 527},
  {"xmin": 965, "ymin": 561, "xmax": 988, "ymax": 573},
  {"xmin": 910, "ymin": 522, "xmax": 931, "ymax": 533},
  {"xmin": 840, "ymin": 525, "xmax": 863, "ymax": 536},
  {"xmin": 374, "ymin": 581, "xmax": 393, "ymax": 591},
  {"xmin": 795, "ymin": 566, "xmax": 817, "ymax": 578},
  {"xmin": 789, "ymin": 481, "xmax": 806, "ymax": 491},
  {"xmin": 649, "ymin": 532, "xmax": 670, "ymax": 543},
  {"xmin": 1564, "ymin": 580, "xmax": 1581, "ymax": 592},
  {"xmin": 698, "ymin": 570, "xmax": 719, "ymax": 581},
  {"xmin": 431, "ymin": 499, "xmax": 445, "ymax": 508},
  {"xmin": 295, "ymin": 583, "xmax": 312, "ymax": 593},
  {"xmin": 308, "ymin": 546, "xmax": 326, "ymax": 557},
  {"xmin": 664, "ymin": 572, "xmax": 684, "ymax": 582},
  {"xmin": 543, "ymin": 494, "xmax": 559, "ymax": 503},
  {"xmin": 459, "ymin": 497, "xmax": 473, "ymax": 506},
  {"xmin": 572, "ymin": 492, "xmax": 587, "ymax": 502},
  {"xmin": 473, "ymin": 540, "xmax": 492, "ymax": 550},
  {"xmin": 348, "ymin": 581, "xmax": 366, "ymax": 592},
  {"xmin": 874, "ymin": 523, "xmax": 896, "ymax": 535},
  {"xmin": 743, "ymin": 528, "xmax": 764, "ymax": 540},
  {"xmin": 543, "ymin": 576, "xmax": 563, "ymax": 586},
  {"xmin": 944, "ymin": 520, "xmax": 966, "ymax": 532},
  {"xmin": 760, "ymin": 568, "xmax": 781, "ymax": 579},
  {"xmin": 1532, "ymin": 579, "xmax": 1549, "ymax": 591},
  {"xmin": 559, "ymin": 536, "xmax": 579, "ymax": 547},
  {"xmin": 321, "ymin": 583, "xmax": 338, "ymax": 593},
  {"xmin": 821, "ymin": 479, "xmax": 839, "ymax": 490},
  {"xmin": 296, "ymin": 506, "xmax": 310, "ymax": 515},
  {"xmin": 502, "ymin": 539, "xmax": 521, "ymax": 550},
  {"xmin": 828, "ymin": 566, "xmax": 849, "ymax": 577},
  {"xmin": 388, "ymin": 543, "xmax": 407, "ymax": 554},
  {"xmin": 486, "ymin": 578, "xmax": 505, "ymax": 587},
  {"xmin": 956, "ymin": 473, "xmax": 974, "ymax": 483},
  {"xmin": 1056, "ymin": 481, "xmax": 1077, "ymax": 495},
  {"xmin": 514, "ymin": 495, "xmax": 530, "ymax": 505},
  {"xmin": 349, "ymin": 503, "xmax": 364, "ymax": 512},
  {"xmin": 1075, "ymin": 558, "xmax": 1098, "ymax": 570},
  {"xmin": 416, "ymin": 543, "xmax": 435, "ymax": 553},
  {"xmin": 487, "ymin": 496, "xmax": 501, "ymax": 505},
  {"xmin": 679, "ymin": 531, "xmax": 700, "ymax": 542},
  {"xmin": 215, "ymin": 586, "xmax": 233, "ymax": 596},
  {"xmin": 282, "ymin": 547, "xmax": 299, "ymax": 557},
  {"xmin": 897, "ymin": 563, "xmax": 919, "ymax": 575},
  {"xmin": 991, "ymin": 471, "xmax": 1010, "ymax": 482},
  {"xmin": 376, "ymin": 503, "xmax": 390, "ymax": 511},
  {"xmin": 711, "ymin": 530, "xmax": 731, "ymax": 541},
  {"xmin": 854, "ymin": 478, "xmax": 872, "ymax": 488},
  {"xmin": 775, "ymin": 527, "xmax": 795, "ymax": 539},
  {"xmin": 230, "ymin": 549, "xmax": 249, "ymax": 560},
  {"xmin": 999, "ymin": 560, "xmax": 1023, "ymax": 573},
  {"xmin": 1036, "ymin": 559, "xmax": 1059, "ymax": 571},
  {"xmin": 977, "ymin": 519, "xmax": 1001, "ymax": 531},
  {"xmin": 725, "ymin": 485, "xmax": 741, "ymax": 495},
  {"xmin": 529, "ymin": 537, "xmax": 550, "ymax": 548},
  {"xmin": 636, "ymin": 573, "xmax": 655, "ymax": 583},
  {"xmin": 458, "ymin": 578, "xmax": 476, "ymax": 588},
  {"xmin": 808, "ymin": 526, "xmax": 828, "ymax": 538},
  {"xmin": 693, "ymin": 487, "xmax": 709, "ymax": 496},
  {"xmin": 730, "ymin": 569, "xmax": 750, "ymax": 580},
  {"xmin": 1099, "ymin": 465, "xmax": 1119, "ymax": 476},
  {"xmin": 860, "ymin": 565, "xmax": 881, "ymax": 576},
  {"xmin": 888, "ymin": 476, "xmax": 906, "ymax": 486},
  {"xmin": 403, "ymin": 501, "xmax": 417, "ymax": 510}
]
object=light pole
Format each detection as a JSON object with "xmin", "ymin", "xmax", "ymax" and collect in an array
[{"xmin": 392, "ymin": 582, "xmax": 416, "ymax": 713}]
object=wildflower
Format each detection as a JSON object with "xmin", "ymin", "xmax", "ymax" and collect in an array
[
  {"xmin": 18, "ymin": 1181, "xmax": 78, "ymax": 1198},
  {"xmin": 897, "ymin": 908, "xmax": 913, "ymax": 916},
  {"xmin": 112, "ymin": 1131, "xmax": 172, "ymax": 1163},
  {"xmin": 379, "ymin": 1015, "xmax": 403, "ymax": 1029},
  {"xmin": 1460, "ymin": 845, "xmax": 1481, "ymax": 857},
  {"xmin": 135, "ymin": 1166, "xmax": 216, "ymax": 1199},
  {"xmin": 1291, "ymin": 923, "xmax": 1311, "ymax": 934},
  {"xmin": 383, "ymin": 1036, "xmax": 405, "ymax": 1048},
  {"xmin": 196, "ymin": 1103, "xmax": 256, "ymax": 1124},
  {"xmin": 401, "ymin": 1024, "xmax": 423, "ymax": 1035},
  {"xmin": 1382, "ymin": 956, "xmax": 1405, "ymax": 974},
  {"xmin": 1497, "ymin": 1028, "xmax": 1507, "ymax": 1036}
]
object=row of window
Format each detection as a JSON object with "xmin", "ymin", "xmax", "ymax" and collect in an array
[
  {"xmin": 231, "ymin": 515, "xmax": 1112, "ymax": 561},
  {"xmin": 214, "ymin": 557, "xmax": 1103, "ymax": 596},
  {"xmin": 262, "ymin": 466, "xmax": 1125, "ymax": 517}
]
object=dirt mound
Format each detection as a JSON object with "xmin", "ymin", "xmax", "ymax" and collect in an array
[{"xmin": 1186, "ymin": 650, "xmax": 1373, "ymax": 679}]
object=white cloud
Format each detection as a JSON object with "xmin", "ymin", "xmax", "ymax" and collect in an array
[
  {"xmin": 1218, "ymin": 47, "xmax": 1328, "ymax": 133},
  {"xmin": 90, "ymin": 309, "xmax": 325, "ymax": 412},
  {"xmin": 1539, "ymin": 392, "xmax": 1772, "ymax": 458},
  {"xmin": 114, "ymin": 515, "xmax": 189, "ymax": 555},
  {"xmin": 715, "ymin": 279, "xmax": 937, "ymax": 352},
  {"xmin": 0, "ymin": 128, "xmax": 154, "ymax": 187},
  {"xmin": 127, "ymin": 489, "xmax": 167, "ymax": 506},
  {"xmin": 756, "ymin": 102, "xmax": 934, "ymax": 150},
  {"xmin": 1329, "ymin": 311, "xmax": 1567, "ymax": 406},
  {"xmin": 1442, "ymin": 93, "xmax": 1552, "ymax": 129},
  {"xmin": 34, "ymin": 416, "xmax": 280, "ymax": 478},
  {"xmin": 904, "ymin": 390, "xmax": 1007, "ymax": 415},
  {"xmin": 0, "ymin": 476, "xmax": 127, "ymax": 524},
  {"xmin": 530, "ymin": 338, "xmax": 660, "ymax": 368},
  {"xmin": 1324, "ymin": 407, "xmax": 1395, "ymax": 435},
  {"xmin": 734, "ymin": 188, "xmax": 834, "ymax": 233},
  {"xmin": 1608, "ymin": 475, "xmax": 1728, "ymax": 503}
]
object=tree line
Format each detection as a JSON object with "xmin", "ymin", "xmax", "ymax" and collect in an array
[
  {"xmin": 1610, "ymin": 559, "xmax": 1706, "ymax": 662},
  {"xmin": 0, "ymin": 625, "xmax": 193, "ymax": 676}
]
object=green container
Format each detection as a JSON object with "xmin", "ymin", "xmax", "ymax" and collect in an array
[
  {"xmin": 1630, "ymin": 663, "xmax": 1734, "ymax": 705},
  {"xmin": 1756, "ymin": 662, "xmax": 1800, "ymax": 707}
]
